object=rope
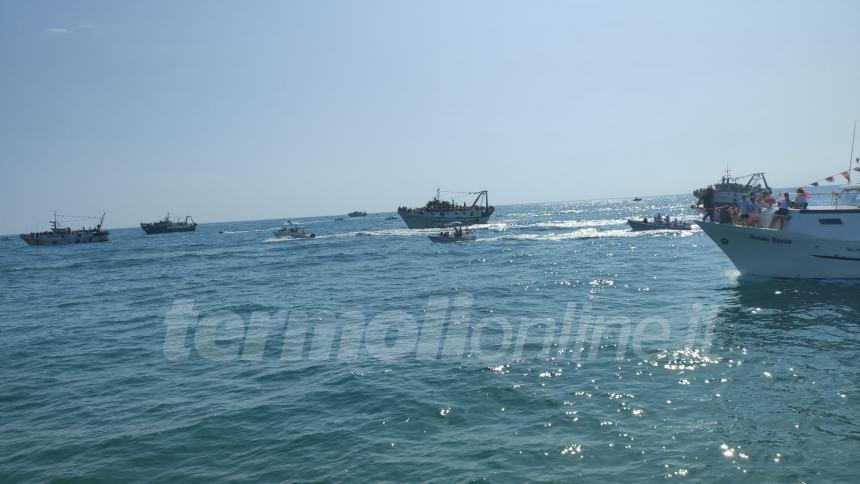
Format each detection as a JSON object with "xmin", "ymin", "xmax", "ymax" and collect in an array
[{"xmin": 54, "ymin": 213, "xmax": 101, "ymax": 220}]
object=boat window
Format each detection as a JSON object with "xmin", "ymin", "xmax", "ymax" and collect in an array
[
  {"xmin": 837, "ymin": 190, "xmax": 859, "ymax": 206},
  {"xmin": 818, "ymin": 218, "xmax": 843, "ymax": 225}
]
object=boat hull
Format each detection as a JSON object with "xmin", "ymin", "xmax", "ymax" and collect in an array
[
  {"xmin": 140, "ymin": 224, "xmax": 196, "ymax": 234},
  {"xmin": 697, "ymin": 221, "xmax": 860, "ymax": 279},
  {"xmin": 399, "ymin": 208, "xmax": 494, "ymax": 229},
  {"xmin": 273, "ymin": 231, "xmax": 315, "ymax": 239},
  {"xmin": 627, "ymin": 220, "xmax": 691, "ymax": 231},
  {"xmin": 20, "ymin": 232, "xmax": 109, "ymax": 246},
  {"xmin": 429, "ymin": 235, "xmax": 475, "ymax": 243}
]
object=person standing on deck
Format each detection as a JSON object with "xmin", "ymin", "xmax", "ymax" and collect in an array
[
  {"xmin": 738, "ymin": 195, "xmax": 752, "ymax": 226},
  {"xmin": 769, "ymin": 193, "xmax": 792, "ymax": 229},
  {"xmin": 794, "ymin": 188, "xmax": 810, "ymax": 209},
  {"xmin": 701, "ymin": 187, "xmax": 716, "ymax": 222}
]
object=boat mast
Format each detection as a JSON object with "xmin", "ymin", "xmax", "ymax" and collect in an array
[
  {"xmin": 97, "ymin": 213, "xmax": 105, "ymax": 230},
  {"xmin": 848, "ymin": 120, "xmax": 857, "ymax": 184}
]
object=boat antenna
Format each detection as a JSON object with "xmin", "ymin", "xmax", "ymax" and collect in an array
[{"xmin": 848, "ymin": 120, "xmax": 857, "ymax": 184}]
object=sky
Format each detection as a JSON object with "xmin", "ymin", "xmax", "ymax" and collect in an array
[{"xmin": 1, "ymin": 0, "xmax": 859, "ymax": 233}]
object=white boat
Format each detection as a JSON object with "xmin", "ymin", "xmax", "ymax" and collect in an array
[
  {"xmin": 697, "ymin": 184, "xmax": 860, "ymax": 278},
  {"xmin": 429, "ymin": 223, "xmax": 476, "ymax": 243},
  {"xmin": 273, "ymin": 221, "xmax": 315, "ymax": 239}
]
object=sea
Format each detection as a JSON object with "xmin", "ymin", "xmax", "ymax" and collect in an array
[{"xmin": 1, "ymin": 195, "xmax": 858, "ymax": 482}]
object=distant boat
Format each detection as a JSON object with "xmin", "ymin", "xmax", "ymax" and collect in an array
[
  {"xmin": 627, "ymin": 218, "xmax": 692, "ymax": 231},
  {"xmin": 334, "ymin": 218, "xmax": 344, "ymax": 221},
  {"xmin": 273, "ymin": 221, "xmax": 315, "ymax": 239},
  {"xmin": 633, "ymin": 197, "xmax": 643, "ymax": 201},
  {"xmin": 693, "ymin": 170, "xmax": 770, "ymax": 206},
  {"xmin": 348, "ymin": 211, "xmax": 367, "ymax": 217},
  {"xmin": 398, "ymin": 188, "xmax": 495, "ymax": 229},
  {"xmin": 384, "ymin": 216, "xmax": 397, "ymax": 220},
  {"xmin": 21, "ymin": 212, "xmax": 109, "ymax": 246},
  {"xmin": 140, "ymin": 213, "xmax": 197, "ymax": 234}
]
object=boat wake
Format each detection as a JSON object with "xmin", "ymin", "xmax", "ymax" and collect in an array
[
  {"xmin": 220, "ymin": 228, "xmax": 272, "ymax": 235},
  {"xmin": 526, "ymin": 219, "xmax": 629, "ymax": 230},
  {"xmin": 262, "ymin": 236, "xmax": 315, "ymax": 243},
  {"xmin": 330, "ymin": 228, "xmax": 436, "ymax": 238},
  {"xmin": 482, "ymin": 228, "xmax": 636, "ymax": 241},
  {"xmin": 482, "ymin": 227, "xmax": 695, "ymax": 242}
]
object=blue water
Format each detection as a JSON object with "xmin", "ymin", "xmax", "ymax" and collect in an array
[{"xmin": 1, "ymin": 196, "xmax": 858, "ymax": 482}]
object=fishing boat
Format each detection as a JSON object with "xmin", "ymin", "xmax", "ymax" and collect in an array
[
  {"xmin": 347, "ymin": 211, "xmax": 367, "ymax": 217},
  {"xmin": 398, "ymin": 189, "xmax": 495, "ymax": 229},
  {"xmin": 20, "ymin": 212, "xmax": 109, "ymax": 246},
  {"xmin": 697, "ymin": 184, "xmax": 860, "ymax": 278},
  {"xmin": 140, "ymin": 213, "xmax": 197, "ymax": 234},
  {"xmin": 273, "ymin": 221, "xmax": 315, "ymax": 239},
  {"xmin": 627, "ymin": 218, "xmax": 692, "ymax": 231},
  {"xmin": 693, "ymin": 171, "xmax": 771, "ymax": 206},
  {"xmin": 428, "ymin": 223, "xmax": 475, "ymax": 243}
]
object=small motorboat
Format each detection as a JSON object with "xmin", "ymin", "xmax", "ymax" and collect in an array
[
  {"xmin": 273, "ymin": 221, "xmax": 315, "ymax": 239},
  {"xmin": 428, "ymin": 223, "xmax": 475, "ymax": 243},
  {"xmin": 348, "ymin": 211, "xmax": 367, "ymax": 217},
  {"xmin": 633, "ymin": 197, "xmax": 643, "ymax": 202},
  {"xmin": 627, "ymin": 218, "xmax": 692, "ymax": 231},
  {"xmin": 384, "ymin": 216, "xmax": 397, "ymax": 221}
]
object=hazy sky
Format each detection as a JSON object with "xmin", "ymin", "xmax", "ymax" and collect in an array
[{"xmin": 1, "ymin": 0, "xmax": 859, "ymax": 233}]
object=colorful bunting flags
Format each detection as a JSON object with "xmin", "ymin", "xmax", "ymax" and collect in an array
[{"xmin": 806, "ymin": 168, "xmax": 855, "ymax": 186}]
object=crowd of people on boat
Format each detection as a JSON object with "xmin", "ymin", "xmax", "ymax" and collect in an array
[
  {"xmin": 398, "ymin": 200, "xmax": 475, "ymax": 213},
  {"xmin": 439, "ymin": 227, "xmax": 467, "ymax": 238},
  {"xmin": 641, "ymin": 214, "xmax": 682, "ymax": 225},
  {"xmin": 699, "ymin": 186, "xmax": 812, "ymax": 229}
]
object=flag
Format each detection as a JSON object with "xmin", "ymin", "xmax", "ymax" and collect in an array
[
  {"xmin": 841, "ymin": 171, "xmax": 851, "ymax": 182},
  {"xmin": 811, "ymin": 182, "xmax": 819, "ymax": 187},
  {"xmin": 826, "ymin": 176, "xmax": 835, "ymax": 182}
]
